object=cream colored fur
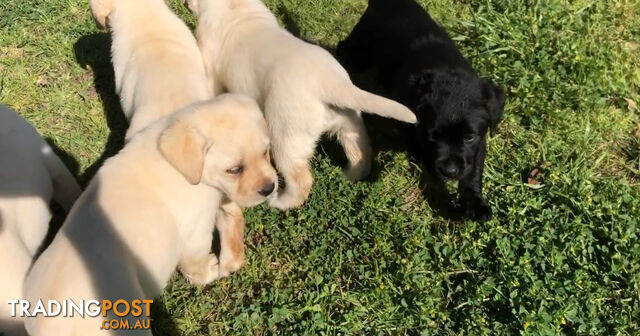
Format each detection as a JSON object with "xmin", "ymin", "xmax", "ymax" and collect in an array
[
  {"xmin": 23, "ymin": 96, "xmax": 277, "ymax": 336},
  {"xmin": 90, "ymin": 0, "xmax": 248, "ymax": 302},
  {"xmin": 187, "ymin": 0, "xmax": 417, "ymax": 210},
  {"xmin": 89, "ymin": 0, "xmax": 213, "ymax": 140},
  {"xmin": 0, "ymin": 105, "xmax": 81, "ymax": 336}
]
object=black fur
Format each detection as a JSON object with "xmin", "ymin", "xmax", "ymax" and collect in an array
[{"xmin": 337, "ymin": 0, "xmax": 505, "ymax": 221}]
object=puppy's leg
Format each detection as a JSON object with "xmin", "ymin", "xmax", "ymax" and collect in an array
[
  {"xmin": 216, "ymin": 200, "xmax": 245, "ymax": 278},
  {"xmin": 43, "ymin": 146, "xmax": 81, "ymax": 212},
  {"xmin": 268, "ymin": 132, "xmax": 317, "ymax": 210},
  {"xmin": 266, "ymin": 98, "xmax": 322, "ymax": 210},
  {"xmin": 334, "ymin": 110, "xmax": 372, "ymax": 181},
  {"xmin": 458, "ymin": 141, "xmax": 492, "ymax": 221},
  {"xmin": 269, "ymin": 148, "xmax": 314, "ymax": 210},
  {"xmin": 178, "ymin": 215, "xmax": 219, "ymax": 285},
  {"xmin": 179, "ymin": 254, "xmax": 219, "ymax": 285}
]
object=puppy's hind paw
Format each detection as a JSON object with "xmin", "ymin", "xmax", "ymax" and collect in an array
[
  {"xmin": 179, "ymin": 254, "xmax": 221, "ymax": 285},
  {"xmin": 458, "ymin": 196, "xmax": 493, "ymax": 222}
]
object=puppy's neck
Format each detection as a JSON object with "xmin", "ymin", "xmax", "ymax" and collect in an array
[
  {"xmin": 114, "ymin": 123, "xmax": 183, "ymax": 186},
  {"xmin": 196, "ymin": 0, "xmax": 276, "ymax": 78}
]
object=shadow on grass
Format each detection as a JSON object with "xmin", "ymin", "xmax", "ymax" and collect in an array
[
  {"xmin": 73, "ymin": 33, "xmax": 128, "ymax": 186},
  {"xmin": 71, "ymin": 32, "xmax": 181, "ymax": 336}
]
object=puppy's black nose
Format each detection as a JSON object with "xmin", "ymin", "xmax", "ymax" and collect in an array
[
  {"xmin": 259, "ymin": 182, "xmax": 275, "ymax": 197},
  {"xmin": 438, "ymin": 164, "xmax": 460, "ymax": 179}
]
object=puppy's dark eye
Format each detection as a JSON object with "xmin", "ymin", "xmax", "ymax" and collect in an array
[
  {"xmin": 464, "ymin": 134, "xmax": 477, "ymax": 143},
  {"xmin": 263, "ymin": 149, "xmax": 269, "ymax": 157},
  {"xmin": 226, "ymin": 166, "xmax": 244, "ymax": 175}
]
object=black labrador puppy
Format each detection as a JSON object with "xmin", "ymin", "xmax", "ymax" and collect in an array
[{"xmin": 337, "ymin": 0, "xmax": 505, "ymax": 221}]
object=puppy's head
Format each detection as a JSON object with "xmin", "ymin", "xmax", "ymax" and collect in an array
[
  {"xmin": 159, "ymin": 95, "xmax": 278, "ymax": 207},
  {"xmin": 408, "ymin": 70, "xmax": 505, "ymax": 181},
  {"xmin": 89, "ymin": 0, "xmax": 114, "ymax": 29}
]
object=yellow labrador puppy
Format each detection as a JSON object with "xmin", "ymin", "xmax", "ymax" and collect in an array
[
  {"xmin": 23, "ymin": 95, "xmax": 277, "ymax": 336},
  {"xmin": 91, "ymin": 0, "xmax": 248, "ymax": 278},
  {"xmin": 0, "ymin": 105, "xmax": 81, "ymax": 336},
  {"xmin": 186, "ymin": 0, "xmax": 417, "ymax": 210},
  {"xmin": 89, "ymin": 0, "xmax": 213, "ymax": 140}
]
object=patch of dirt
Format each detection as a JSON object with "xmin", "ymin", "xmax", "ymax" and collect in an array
[{"xmin": 2, "ymin": 47, "xmax": 24, "ymax": 59}]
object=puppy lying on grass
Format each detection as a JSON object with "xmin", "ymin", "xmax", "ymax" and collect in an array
[
  {"xmin": 89, "ymin": 0, "xmax": 212, "ymax": 141},
  {"xmin": 0, "ymin": 105, "xmax": 81, "ymax": 336},
  {"xmin": 24, "ymin": 96, "xmax": 277, "ymax": 335},
  {"xmin": 186, "ymin": 0, "xmax": 417, "ymax": 210},
  {"xmin": 337, "ymin": 0, "xmax": 505, "ymax": 221}
]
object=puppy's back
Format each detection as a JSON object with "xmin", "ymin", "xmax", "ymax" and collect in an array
[
  {"xmin": 340, "ymin": 0, "xmax": 472, "ymax": 90},
  {"xmin": 0, "ymin": 105, "xmax": 81, "ymax": 336},
  {"xmin": 0, "ymin": 105, "xmax": 80, "ymax": 233},
  {"xmin": 99, "ymin": 0, "xmax": 211, "ymax": 139}
]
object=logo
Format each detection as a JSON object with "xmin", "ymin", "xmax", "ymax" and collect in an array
[{"xmin": 8, "ymin": 299, "xmax": 153, "ymax": 330}]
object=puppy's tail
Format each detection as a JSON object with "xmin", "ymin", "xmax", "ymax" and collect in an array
[
  {"xmin": 41, "ymin": 144, "xmax": 82, "ymax": 212},
  {"xmin": 322, "ymin": 81, "xmax": 417, "ymax": 124}
]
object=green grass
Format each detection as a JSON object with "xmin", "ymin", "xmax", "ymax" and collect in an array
[{"xmin": 1, "ymin": 0, "xmax": 639, "ymax": 334}]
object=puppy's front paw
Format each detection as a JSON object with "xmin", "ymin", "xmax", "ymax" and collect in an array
[
  {"xmin": 180, "ymin": 254, "xmax": 220, "ymax": 285},
  {"xmin": 268, "ymin": 193, "xmax": 304, "ymax": 210},
  {"xmin": 459, "ymin": 196, "xmax": 492, "ymax": 222},
  {"xmin": 219, "ymin": 254, "xmax": 245, "ymax": 278}
]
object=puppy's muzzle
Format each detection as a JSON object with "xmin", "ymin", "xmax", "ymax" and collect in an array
[
  {"xmin": 436, "ymin": 158, "xmax": 464, "ymax": 181},
  {"xmin": 258, "ymin": 182, "xmax": 276, "ymax": 197}
]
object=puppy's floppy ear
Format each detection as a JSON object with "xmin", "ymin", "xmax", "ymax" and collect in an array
[
  {"xmin": 480, "ymin": 78, "xmax": 505, "ymax": 136},
  {"xmin": 89, "ymin": 0, "xmax": 113, "ymax": 29},
  {"xmin": 158, "ymin": 119, "xmax": 210, "ymax": 185}
]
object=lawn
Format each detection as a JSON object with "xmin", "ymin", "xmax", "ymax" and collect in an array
[{"xmin": 1, "ymin": 0, "xmax": 639, "ymax": 335}]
